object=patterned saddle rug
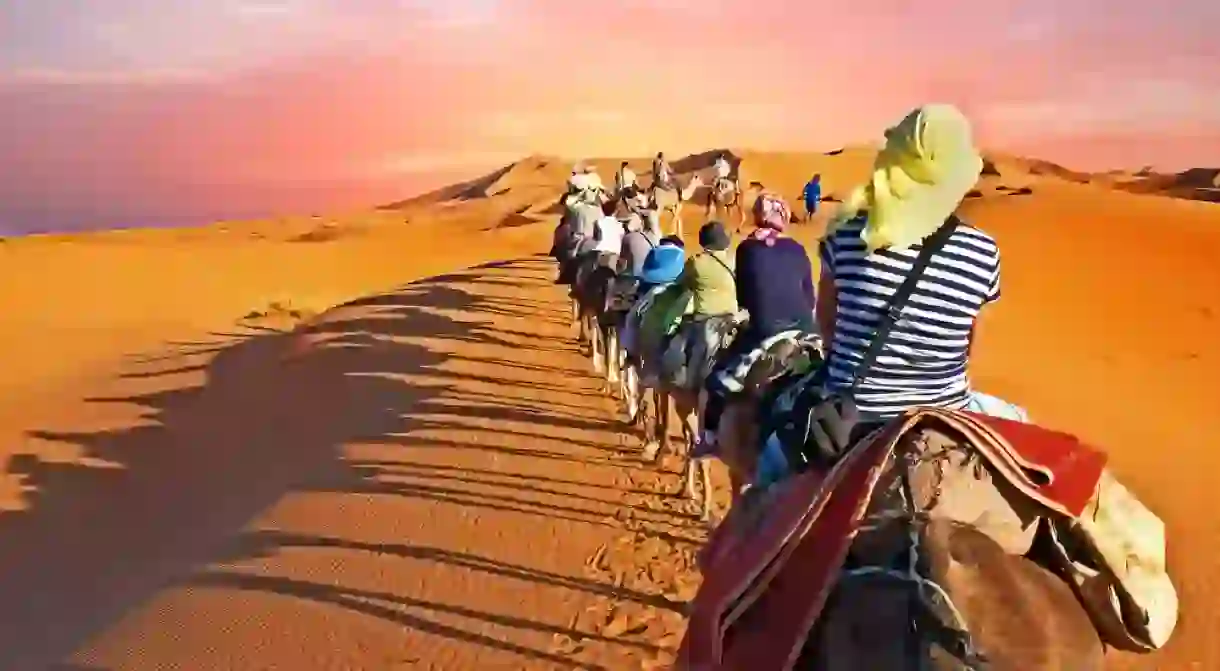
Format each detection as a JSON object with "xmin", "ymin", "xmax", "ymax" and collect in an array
[
  {"xmin": 707, "ymin": 331, "xmax": 824, "ymax": 396},
  {"xmin": 679, "ymin": 408, "xmax": 1177, "ymax": 670}
]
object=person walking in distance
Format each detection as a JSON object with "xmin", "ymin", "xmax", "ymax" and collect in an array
[{"xmin": 801, "ymin": 173, "xmax": 822, "ymax": 223}]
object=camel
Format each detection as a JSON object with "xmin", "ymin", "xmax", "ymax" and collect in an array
[
  {"xmin": 705, "ymin": 176, "xmax": 746, "ymax": 230},
  {"xmin": 567, "ymin": 253, "xmax": 619, "ymax": 386},
  {"xmin": 805, "ymin": 520, "xmax": 1105, "ymax": 669},
  {"xmin": 805, "ymin": 508, "xmax": 1105, "ymax": 669},
  {"xmin": 610, "ymin": 300, "xmax": 720, "ymax": 521},
  {"xmin": 649, "ymin": 175, "xmax": 704, "ymax": 238}
]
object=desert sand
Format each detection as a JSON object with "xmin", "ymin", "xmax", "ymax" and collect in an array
[{"xmin": 1, "ymin": 149, "xmax": 1218, "ymax": 670}]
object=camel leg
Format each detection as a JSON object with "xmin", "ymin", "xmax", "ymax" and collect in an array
[
  {"xmin": 674, "ymin": 390, "xmax": 715, "ymax": 521},
  {"xmin": 606, "ymin": 325, "xmax": 620, "ymax": 389},
  {"xmin": 643, "ymin": 388, "xmax": 668, "ymax": 463},
  {"xmin": 624, "ymin": 361, "xmax": 641, "ymax": 424},
  {"xmin": 591, "ymin": 316, "xmax": 606, "ymax": 375},
  {"xmin": 673, "ymin": 390, "xmax": 698, "ymax": 502},
  {"xmin": 718, "ymin": 400, "xmax": 759, "ymax": 510},
  {"xmin": 694, "ymin": 389, "xmax": 716, "ymax": 523},
  {"xmin": 641, "ymin": 386, "xmax": 661, "ymax": 462},
  {"xmin": 659, "ymin": 388, "xmax": 673, "ymax": 459},
  {"xmin": 699, "ymin": 459, "xmax": 715, "ymax": 523},
  {"xmin": 570, "ymin": 297, "xmax": 581, "ymax": 333}
]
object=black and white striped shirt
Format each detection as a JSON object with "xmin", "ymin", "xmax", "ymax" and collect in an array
[{"xmin": 818, "ymin": 216, "xmax": 1001, "ymax": 418}]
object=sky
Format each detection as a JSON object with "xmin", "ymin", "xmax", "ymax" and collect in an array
[{"xmin": 1, "ymin": 0, "xmax": 1217, "ymax": 234}]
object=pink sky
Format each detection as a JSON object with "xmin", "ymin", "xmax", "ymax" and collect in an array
[{"xmin": 1, "ymin": 0, "xmax": 1217, "ymax": 234}]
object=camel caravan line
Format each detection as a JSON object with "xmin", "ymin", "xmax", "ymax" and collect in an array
[{"xmin": 549, "ymin": 108, "xmax": 1179, "ymax": 671}]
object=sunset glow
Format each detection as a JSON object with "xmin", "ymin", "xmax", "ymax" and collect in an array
[{"xmin": 2, "ymin": 0, "xmax": 1217, "ymax": 233}]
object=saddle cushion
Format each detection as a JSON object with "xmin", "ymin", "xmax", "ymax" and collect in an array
[
  {"xmin": 708, "ymin": 331, "xmax": 823, "ymax": 396},
  {"xmin": 606, "ymin": 276, "xmax": 640, "ymax": 312}
]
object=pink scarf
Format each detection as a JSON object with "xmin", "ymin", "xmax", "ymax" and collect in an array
[{"xmin": 750, "ymin": 227, "xmax": 782, "ymax": 246}]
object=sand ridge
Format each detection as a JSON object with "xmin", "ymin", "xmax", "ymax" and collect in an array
[{"xmin": 1, "ymin": 148, "xmax": 1218, "ymax": 669}]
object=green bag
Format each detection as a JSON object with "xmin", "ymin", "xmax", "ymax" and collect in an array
[{"xmin": 639, "ymin": 285, "xmax": 691, "ymax": 358}]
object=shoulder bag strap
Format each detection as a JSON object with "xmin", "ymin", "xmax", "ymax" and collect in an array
[
  {"xmin": 707, "ymin": 252, "xmax": 736, "ymax": 280},
  {"xmin": 845, "ymin": 216, "xmax": 960, "ymax": 394}
]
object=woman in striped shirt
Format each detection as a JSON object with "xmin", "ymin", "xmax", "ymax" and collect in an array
[{"xmin": 815, "ymin": 104, "xmax": 1028, "ymax": 422}]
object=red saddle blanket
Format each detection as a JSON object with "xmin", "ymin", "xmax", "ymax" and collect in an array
[{"xmin": 678, "ymin": 408, "xmax": 1108, "ymax": 671}]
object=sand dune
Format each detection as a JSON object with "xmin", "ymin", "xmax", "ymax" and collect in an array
[
  {"xmin": 1, "ymin": 148, "xmax": 1218, "ymax": 670},
  {"xmin": 1106, "ymin": 166, "xmax": 1220, "ymax": 203}
]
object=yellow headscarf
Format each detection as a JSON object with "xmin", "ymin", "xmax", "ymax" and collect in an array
[{"xmin": 831, "ymin": 104, "xmax": 983, "ymax": 251}]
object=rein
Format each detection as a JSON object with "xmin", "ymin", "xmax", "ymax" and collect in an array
[{"xmin": 841, "ymin": 441, "xmax": 992, "ymax": 670}]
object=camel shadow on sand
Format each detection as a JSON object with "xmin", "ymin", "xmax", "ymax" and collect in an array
[{"xmin": 1, "ymin": 254, "xmax": 685, "ymax": 670}]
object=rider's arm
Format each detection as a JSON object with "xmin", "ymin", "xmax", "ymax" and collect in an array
[
  {"xmin": 816, "ymin": 236, "xmax": 837, "ymax": 343},
  {"xmin": 969, "ymin": 248, "xmax": 1002, "ymax": 356},
  {"xmin": 735, "ymin": 243, "xmax": 755, "ymax": 315},
  {"xmin": 679, "ymin": 257, "xmax": 697, "ymax": 290},
  {"xmin": 816, "ymin": 271, "xmax": 836, "ymax": 344}
]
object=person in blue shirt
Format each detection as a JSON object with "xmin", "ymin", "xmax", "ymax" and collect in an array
[{"xmin": 801, "ymin": 174, "xmax": 822, "ymax": 222}]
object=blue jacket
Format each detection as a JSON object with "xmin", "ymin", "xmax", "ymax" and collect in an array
[{"xmin": 802, "ymin": 178, "xmax": 822, "ymax": 206}]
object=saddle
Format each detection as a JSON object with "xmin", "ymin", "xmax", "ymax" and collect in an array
[
  {"xmin": 659, "ymin": 314, "xmax": 745, "ymax": 391},
  {"xmin": 678, "ymin": 408, "xmax": 1177, "ymax": 670},
  {"xmin": 620, "ymin": 285, "xmax": 669, "ymax": 361}
]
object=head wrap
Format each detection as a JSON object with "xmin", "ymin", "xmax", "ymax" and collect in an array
[
  {"xmin": 753, "ymin": 193, "xmax": 790, "ymax": 231},
  {"xmin": 830, "ymin": 104, "xmax": 982, "ymax": 251}
]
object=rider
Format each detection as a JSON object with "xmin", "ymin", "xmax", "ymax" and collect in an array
[
  {"xmin": 557, "ymin": 170, "xmax": 607, "ymax": 284},
  {"xmin": 615, "ymin": 161, "xmax": 639, "ymax": 201},
  {"xmin": 680, "ymin": 221, "xmax": 737, "ymax": 318},
  {"xmin": 619, "ymin": 212, "xmax": 660, "ymax": 278},
  {"xmin": 816, "ymin": 103, "xmax": 1028, "ymax": 422},
  {"xmin": 592, "ymin": 199, "xmax": 624, "ymax": 265},
  {"xmin": 660, "ymin": 221, "xmax": 740, "ymax": 388},
  {"xmin": 699, "ymin": 193, "xmax": 816, "ymax": 451},
  {"xmin": 581, "ymin": 164, "xmax": 607, "ymax": 202},
  {"xmin": 652, "ymin": 152, "xmax": 674, "ymax": 190},
  {"xmin": 622, "ymin": 241, "xmax": 686, "ymax": 364},
  {"xmin": 713, "ymin": 154, "xmax": 733, "ymax": 184},
  {"xmin": 709, "ymin": 154, "xmax": 739, "ymax": 218},
  {"xmin": 634, "ymin": 242, "xmax": 691, "ymax": 376}
]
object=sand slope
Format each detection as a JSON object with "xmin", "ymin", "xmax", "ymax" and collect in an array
[{"xmin": 1, "ymin": 149, "xmax": 1219, "ymax": 670}]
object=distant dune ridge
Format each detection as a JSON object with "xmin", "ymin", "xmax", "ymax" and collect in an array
[{"xmin": 373, "ymin": 147, "xmax": 1218, "ymax": 230}]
